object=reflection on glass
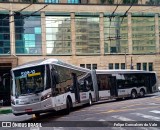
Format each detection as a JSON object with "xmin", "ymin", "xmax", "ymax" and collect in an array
[
  {"xmin": 0, "ymin": 14, "xmax": 10, "ymax": 54},
  {"xmin": 46, "ymin": 16, "xmax": 71, "ymax": 55},
  {"xmin": 104, "ymin": 16, "xmax": 128, "ymax": 53},
  {"xmin": 132, "ymin": 17, "xmax": 156, "ymax": 54},
  {"xmin": 75, "ymin": 17, "xmax": 100, "ymax": 54},
  {"xmin": 15, "ymin": 15, "xmax": 42, "ymax": 54}
]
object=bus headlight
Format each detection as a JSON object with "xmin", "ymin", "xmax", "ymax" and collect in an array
[{"xmin": 41, "ymin": 92, "xmax": 52, "ymax": 101}]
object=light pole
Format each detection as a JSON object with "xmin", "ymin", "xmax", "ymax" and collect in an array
[{"xmin": 130, "ymin": 56, "xmax": 134, "ymax": 70}]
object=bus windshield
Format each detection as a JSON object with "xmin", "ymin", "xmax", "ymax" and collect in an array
[{"xmin": 13, "ymin": 65, "xmax": 45, "ymax": 96}]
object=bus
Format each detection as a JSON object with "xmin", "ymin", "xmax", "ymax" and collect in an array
[
  {"xmin": 11, "ymin": 59, "xmax": 97, "ymax": 116},
  {"xmin": 96, "ymin": 70, "xmax": 158, "ymax": 100}
]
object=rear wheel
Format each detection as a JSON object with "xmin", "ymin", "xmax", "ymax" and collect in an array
[
  {"xmin": 139, "ymin": 89, "xmax": 145, "ymax": 97},
  {"xmin": 131, "ymin": 90, "xmax": 137, "ymax": 99}
]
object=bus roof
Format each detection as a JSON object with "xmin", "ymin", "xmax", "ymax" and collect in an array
[
  {"xmin": 11, "ymin": 58, "xmax": 90, "ymax": 72},
  {"xmin": 96, "ymin": 69, "xmax": 156, "ymax": 74}
]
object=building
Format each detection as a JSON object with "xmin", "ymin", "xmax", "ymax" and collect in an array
[{"xmin": 0, "ymin": 0, "xmax": 160, "ymax": 80}]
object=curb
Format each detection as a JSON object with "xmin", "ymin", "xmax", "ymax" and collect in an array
[{"xmin": 0, "ymin": 109, "xmax": 12, "ymax": 114}]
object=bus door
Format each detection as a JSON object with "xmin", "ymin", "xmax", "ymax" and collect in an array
[
  {"xmin": 145, "ymin": 74, "xmax": 153, "ymax": 93},
  {"xmin": 110, "ymin": 76, "xmax": 118, "ymax": 97},
  {"xmin": 72, "ymin": 73, "xmax": 80, "ymax": 103}
]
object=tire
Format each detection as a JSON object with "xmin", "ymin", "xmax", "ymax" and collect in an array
[
  {"xmin": 131, "ymin": 90, "xmax": 137, "ymax": 99},
  {"xmin": 65, "ymin": 98, "xmax": 71, "ymax": 115},
  {"xmin": 88, "ymin": 95, "xmax": 92, "ymax": 106},
  {"xmin": 34, "ymin": 113, "xmax": 40, "ymax": 118},
  {"xmin": 139, "ymin": 89, "xmax": 145, "ymax": 97}
]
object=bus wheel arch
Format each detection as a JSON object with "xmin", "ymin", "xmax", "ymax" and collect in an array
[
  {"xmin": 139, "ymin": 88, "xmax": 145, "ymax": 97},
  {"xmin": 131, "ymin": 89, "xmax": 137, "ymax": 99}
]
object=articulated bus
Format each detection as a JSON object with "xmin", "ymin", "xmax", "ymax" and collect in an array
[
  {"xmin": 96, "ymin": 70, "xmax": 158, "ymax": 100},
  {"xmin": 11, "ymin": 59, "xmax": 97, "ymax": 116}
]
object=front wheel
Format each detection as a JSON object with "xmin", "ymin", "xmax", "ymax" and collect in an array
[
  {"xmin": 65, "ymin": 98, "xmax": 71, "ymax": 115},
  {"xmin": 88, "ymin": 95, "xmax": 92, "ymax": 106},
  {"xmin": 139, "ymin": 89, "xmax": 145, "ymax": 97},
  {"xmin": 131, "ymin": 90, "xmax": 137, "ymax": 99}
]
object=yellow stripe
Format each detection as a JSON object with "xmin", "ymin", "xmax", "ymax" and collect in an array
[{"xmin": 28, "ymin": 72, "xmax": 41, "ymax": 77}]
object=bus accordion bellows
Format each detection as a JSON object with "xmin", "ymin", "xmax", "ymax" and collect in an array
[
  {"xmin": 11, "ymin": 59, "xmax": 97, "ymax": 116},
  {"xmin": 96, "ymin": 70, "xmax": 158, "ymax": 100}
]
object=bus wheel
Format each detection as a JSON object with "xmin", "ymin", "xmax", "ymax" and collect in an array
[
  {"xmin": 34, "ymin": 113, "xmax": 40, "ymax": 118},
  {"xmin": 88, "ymin": 95, "xmax": 92, "ymax": 106},
  {"xmin": 131, "ymin": 90, "xmax": 137, "ymax": 99},
  {"xmin": 65, "ymin": 98, "xmax": 71, "ymax": 115},
  {"xmin": 139, "ymin": 89, "xmax": 145, "ymax": 97}
]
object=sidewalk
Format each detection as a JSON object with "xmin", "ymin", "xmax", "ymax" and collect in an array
[{"xmin": 0, "ymin": 106, "xmax": 12, "ymax": 114}]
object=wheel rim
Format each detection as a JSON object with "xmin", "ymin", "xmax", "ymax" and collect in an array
[
  {"xmin": 132, "ymin": 92, "xmax": 136, "ymax": 98},
  {"xmin": 89, "ymin": 96, "xmax": 92, "ymax": 105},
  {"xmin": 140, "ymin": 90, "xmax": 144, "ymax": 97}
]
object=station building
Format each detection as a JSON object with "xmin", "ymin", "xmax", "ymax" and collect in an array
[{"xmin": 0, "ymin": 0, "xmax": 160, "ymax": 79}]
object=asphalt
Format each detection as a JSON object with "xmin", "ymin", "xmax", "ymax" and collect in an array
[{"xmin": 0, "ymin": 106, "xmax": 12, "ymax": 114}]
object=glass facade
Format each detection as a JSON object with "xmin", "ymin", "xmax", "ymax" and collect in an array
[
  {"xmin": 45, "ymin": 0, "xmax": 59, "ymax": 3},
  {"xmin": 46, "ymin": 16, "xmax": 71, "ymax": 55},
  {"xmin": 68, "ymin": 0, "xmax": 79, "ymax": 3},
  {"xmin": 0, "ymin": 14, "xmax": 10, "ymax": 54},
  {"xmin": 104, "ymin": 16, "xmax": 128, "ymax": 53},
  {"xmin": 15, "ymin": 15, "xmax": 42, "ymax": 54},
  {"xmin": 75, "ymin": 16, "xmax": 100, "ymax": 54},
  {"xmin": 132, "ymin": 17, "xmax": 156, "ymax": 54}
]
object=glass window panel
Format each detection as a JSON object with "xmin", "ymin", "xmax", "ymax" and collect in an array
[
  {"xmin": 115, "ymin": 63, "xmax": 119, "ymax": 69},
  {"xmin": 109, "ymin": 63, "xmax": 113, "ymax": 69},
  {"xmin": 121, "ymin": 63, "xmax": 125, "ymax": 69},
  {"xmin": 132, "ymin": 17, "xmax": 156, "ymax": 54},
  {"xmin": 45, "ymin": 0, "xmax": 59, "ymax": 3},
  {"xmin": 75, "ymin": 16, "xmax": 100, "ymax": 54},
  {"xmin": 15, "ymin": 15, "xmax": 42, "ymax": 54},
  {"xmin": 143, "ymin": 63, "xmax": 147, "ymax": 70},
  {"xmin": 68, "ymin": 0, "xmax": 79, "ymax": 3},
  {"xmin": 80, "ymin": 64, "xmax": 85, "ymax": 68},
  {"xmin": 92, "ymin": 64, "xmax": 97, "ymax": 69},
  {"xmin": 104, "ymin": 16, "xmax": 128, "ymax": 54},
  {"xmin": 35, "ymin": 27, "xmax": 41, "ymax": 34},
  {"xmin": 35, "ymin": 34, "xmax": 42, "ymax": 42},
  {"xmin": 46, "ymin": 16, "xmax": 71, "ymax": 55},
  {"xmin": 137, "ymin": 63, "xmax": 141, "ymax": 70},
  {"xmin": 86, "ymin": 64, "xmax": 91, "ymax": 70},
  {"xmin": 149, "ymin": 62, "xmax": 153, "ymax": 71}
]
